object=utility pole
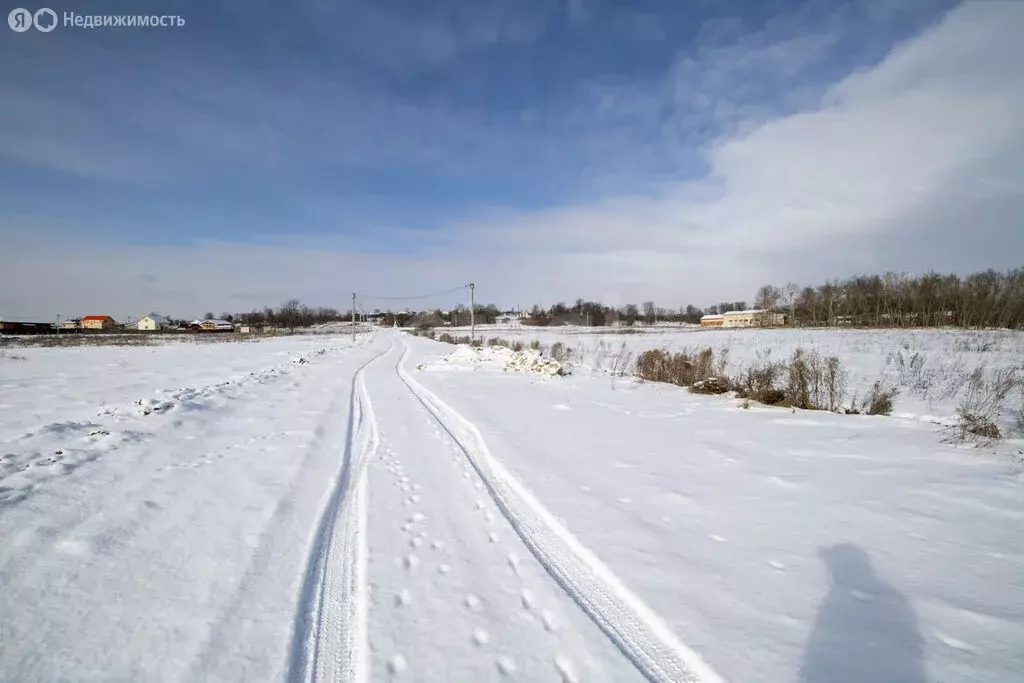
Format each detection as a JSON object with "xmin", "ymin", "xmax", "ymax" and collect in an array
[
  {"xmin": 351, "ymin": 293, "xmax": 356, "ymax": 343},
  {"xmin": 469, "ymin": 282, "xmax": 476, "ymax": 343}
]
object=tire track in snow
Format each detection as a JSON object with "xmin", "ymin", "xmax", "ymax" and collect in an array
[
  {"xmin": 287, "ymin": 339, "xmax": 392, "ymax": 683},
  {"xmin": 395, "ymin": 337, "xmax": 724, "ymax": 683}
]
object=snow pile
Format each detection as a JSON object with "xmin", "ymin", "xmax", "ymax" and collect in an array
[{"xmin": 423, "ymin": 345, "xmax": 564, "ymax": 376}]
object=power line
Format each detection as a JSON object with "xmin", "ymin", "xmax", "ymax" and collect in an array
[{"xmin": 355, "ymin": 284, "xmax": 470, "ymax": 301}]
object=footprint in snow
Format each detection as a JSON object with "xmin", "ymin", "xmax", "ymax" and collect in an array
[
  {"xmin": 431, "ymin": 540, "xmax": 445, "ymax": 550},
  {"xmin": 409, "ymin": 537, "xmax": 423, "ymax": 548},
  {"xmin": 403, "ymin": 555, "xmax": 420, "ymax": 571},
  {"xmin": 555, "ymin": 657, "xmax": 579, "ymax": 683},
  {"xmin": 438, "ymin": 564, "xmax": 451, "ymax": 574},
  {"xmin": 519, "ymin": 589, "xmax": 533, "ymax": 610},
  {"xmin": 464, "ymin": 594, "xmax": 482, "ymax": 611},
  {"xmin": 488, "ymin": 531, "xmax": 499, "ymax": 543},
  {"xmin": 767, "ymin": 560, "xmax": 786, "ymax": 570},
  {"xmin": 508, "ymin": 554, "xmax": 521, "ymax": 576},
  {"xmin": 387, "ymin": 654, "xmax": 407, "ymax": 674},
  {"xmin": 710, "ymin": 535, "xmax": 728, "ymax": 543},
  {"xmin": 472, "ymin": 628, "xmax": 490, "ymax": 646},
  {"xmin": 497, "ymin": 656, "xmax": 517, "ymax": 676},
  {"xmin": 410, "ymin": 512, "xmax": 425, "ymax": 523},
  {"xmin": 541, "ymin": 610, "xmax": 556, "ymax": 632},
  {"xmin": 395, "ymin": 589, "xmax": 412, "ymax": 607}
]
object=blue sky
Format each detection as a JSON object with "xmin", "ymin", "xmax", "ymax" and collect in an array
[{"xmin": 1, "ymin": 0, "xmax": 1021, "ymax": 318}]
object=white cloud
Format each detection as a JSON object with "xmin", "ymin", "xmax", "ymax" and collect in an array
[{"xmin": 2, "ymin": 2, "xmax": 1022, "ymax": 317}]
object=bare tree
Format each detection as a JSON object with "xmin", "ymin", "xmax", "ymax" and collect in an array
[
  {"xmin": 755, "ymin": 284, "xmax": 782, "ymax": 326},
  {"xmin": 642, "ymin": 301, "xmax": 656, "ymax": 325}
]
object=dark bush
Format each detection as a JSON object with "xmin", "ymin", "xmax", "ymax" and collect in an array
[
  {"xmin": 862, "ymin": 381, "xmax": 898, "ymax": 416},
  {"xmin": 635, "ymin": 347, "xmax": 717, "ymax": 387},
  {"xmin": 691, "ymin": 377, "xmax": 730, "ymax": 395}
]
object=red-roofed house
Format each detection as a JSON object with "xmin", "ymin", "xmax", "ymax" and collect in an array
[{"xmin": 80, "ymin": 315, "xmax": 116, "ymax": 330}]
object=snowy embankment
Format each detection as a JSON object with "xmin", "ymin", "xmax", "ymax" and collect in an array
[
  {"xmin": 0, "ymin": 332, "xmax": 381, "ymax": 680},
  {"xmin": 406, "ymin": 333, "xmax": 1024, "ymax": 683},
  {"xmin": 439, "ymin": 325, "xmax": 1024, "ymax": 437}
]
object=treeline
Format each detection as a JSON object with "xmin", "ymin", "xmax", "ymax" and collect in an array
[
  {"xmin": 524, "ymin": 267, "xmax": 1024, "ymax": 329},
  {"xmin": 234, "ymin": 299, "xmax": 346, "ymax": 329},
  {"xmin": 754, "ymin": 268, "xmax": 1024, "ymax": 328}
]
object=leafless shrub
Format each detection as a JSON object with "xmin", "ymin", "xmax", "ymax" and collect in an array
[
  {"xmin": 785, "ymin": 349, "xmax": 848, "ymax": 412},
  {"xmin": 635, "ymin": 347, "xmax": 717, "ymax": 387},
  {"xmin": 487, "ymin": 337, "xmax": 510, "ymax": 348},
  {"xmin": 952, "ymin": 335, "xmax": 997, "ymax": 353},
  {"xmin": 715, "ymin": 347, "xmax": 730, "ymax": 378},
  {"xmin": 549, "ymin": 341, "xmax": 573, "ymax": 363},
  {"xmin": 946, "ymin": 366, "xmax": 1020, "ymax": 445},
  {"xmin": 610, "ymin": 342, "xmax": 634, "ymax": 377},
  {"xmin": 438, "ymin": 333, "xmax": 456, "ymax": 344},
  {"xmin": 455, "ymin": 335, "xmax": 472, "ymax": 345},
  {"xmin": 529, "ymin": 340, "xmax": 541, "ymax": 351},
  {"xmin": 511, "ymin": 341, "xmax": 523, "ymax": 352},
  {"xmin": 0, "ymin": 350, "xmax": 27, "ymax": 361},
  {"xmin": 861, "ymin": 381, "xmax": 898, "ymax": 416},
  {"xmin": 470, "ymin": 338, "xmax": 482, "ymax": 348},
  {"xmin": 888, "ymin": 349, "xmax": 932, "ymax": 394},
  {"xmin": 734, "ymin": 358, "xmax": 787, "ymax": 406}
]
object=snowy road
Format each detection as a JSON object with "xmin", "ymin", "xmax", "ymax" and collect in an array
[
  {"xmin": 2, "ymin": 330, "xmax": 1021, "ymax": 682},
  {"xmin": 294, "ymin": 336, "xmax": 718, "ymax": 682}
]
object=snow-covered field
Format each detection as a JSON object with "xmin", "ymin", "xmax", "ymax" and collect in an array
[
  {"xmin": 437, "ymin": 324, "xmax": 1024, "ymax": 436},
  {"xmin": 1, "ymin": 329, "xmax": 1021, "ymax": 682}
]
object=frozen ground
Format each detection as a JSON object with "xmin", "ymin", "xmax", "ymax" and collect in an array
[{"xmin": 1, "ymin": 330, "xmax": 1021, "ymax": 682}]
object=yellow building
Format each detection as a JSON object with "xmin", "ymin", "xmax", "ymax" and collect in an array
[
  {"xmin": 700, "ymin": 314, "xmax": 724, "ymax": 327},
  {"xmin": 80, "ymin": 315, "xmax": 116, "ymax": 330}
]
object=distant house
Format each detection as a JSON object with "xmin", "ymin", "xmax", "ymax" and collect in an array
[
  {"xmin": 238, "ymin": 325, "xmax": 251, "ymax": 334},
  {"xmin": 0, "ymin": 319, "xmax": 53, "ymax": 335},
  {"xmin": 199, "ymin": 319, "xmax": 233, "ymax": 332},
  {"xmin": 700, "ymin": 314, "xmax": 724, "ymax": 327},
  {"xmin": 80, "ymin": 315, "xmax": 116, "ymax": 330},
  {"xmin": 61, "ymin": 319, "xmax": 80, "ymax": 330},
  {"xmin": 137, "ymin": 315, "xmax": 172, "ymax": 331}
]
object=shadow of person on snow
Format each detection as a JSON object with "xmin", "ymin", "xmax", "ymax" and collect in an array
[{"xmin": 801, "ymin": 543, "xmax": 927, "ymax": 683}]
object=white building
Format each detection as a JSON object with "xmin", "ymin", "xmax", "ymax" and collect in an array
[{"xmin": 137, "ymin": 315, "xmax": 172, "ymax": 331}]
